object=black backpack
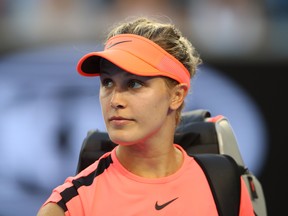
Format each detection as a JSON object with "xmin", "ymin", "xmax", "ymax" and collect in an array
[{"xmin": 76, "ymin": 109, "xmax": 267, "ymax": 216}]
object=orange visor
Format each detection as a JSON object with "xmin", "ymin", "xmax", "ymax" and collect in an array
[{"xmin": 77, "ymin": 34, "xmax": 191, "ymax": 88}]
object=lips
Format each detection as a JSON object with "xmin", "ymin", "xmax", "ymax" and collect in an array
[
  {"xmin": 109, "ymin": 116, "xmax": 130, "ymax": 121},
  {"xmin": 108, "ymin": 116, "xmax": 133, "ymax": 126}
]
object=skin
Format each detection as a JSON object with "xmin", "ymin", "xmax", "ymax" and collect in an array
[
  {"xmin": 99, "ymin": 59, "xmax": 188, "ymax": 178},
  {"xmin": 37, "ymin": 203, "xmax": 65, "ymax": 216},
  {"xmin": 37, "ymin": 59, "xmax": 188, "ymax": 215}
]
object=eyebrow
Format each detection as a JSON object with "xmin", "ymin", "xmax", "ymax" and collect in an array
[
  {"xmin": 99, "ymin": 67, "xmax": 125, "ymax": 75},
  {"xmin": 100, "ymin": 70, "xmax": 156, "ymax": 83},
  {"xmin": 99, "ymin": 70, "xmax": 137, "ymax": 78}
]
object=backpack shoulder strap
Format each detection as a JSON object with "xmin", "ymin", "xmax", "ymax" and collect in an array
[{"xmin": 192, "ymin": 154, "xmax": 241, "ymax": 216}]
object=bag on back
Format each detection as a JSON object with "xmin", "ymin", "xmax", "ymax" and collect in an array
[{"xmin": 76, "ymin": 109, "xmax": 267, "ymax": 216}]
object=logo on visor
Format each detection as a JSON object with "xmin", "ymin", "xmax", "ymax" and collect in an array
[{"xmin": 106, "ymin": 40, "xmax": 132, "ymax": 49}]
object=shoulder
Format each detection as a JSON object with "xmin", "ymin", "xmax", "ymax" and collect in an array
[
  {"xmin": 37, "ymin": 203, "xmax": 65, "ymax": 216},
  {"xmin": 239, "ymin": 177, "xmax": 255, "ymax": 215},
  {"xmin": 76, "ymin": 151, "xmax": 113, "ymax": 177}
]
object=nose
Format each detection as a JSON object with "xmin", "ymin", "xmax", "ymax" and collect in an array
[{"xmin": 110, "ymin": 89, "xmax": 126, "ymax": 109}]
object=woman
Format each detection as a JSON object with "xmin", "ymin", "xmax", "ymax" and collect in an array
[{"xmin": 37, "ymin": 16, "xmax": 254, "ymax": 216}]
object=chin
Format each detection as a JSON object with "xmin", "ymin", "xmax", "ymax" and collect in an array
[
  {"xmin": 108, "ymin": 128, "xmax": 149, "ymax": 146},
  {"xmin": 108, "ymin": 131, "xmax": 137, "ymax": 146}
]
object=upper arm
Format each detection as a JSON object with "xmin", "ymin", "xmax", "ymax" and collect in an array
[{"xmin": 37, "ymin": 203, "xmax": 65, "ymax": 216}]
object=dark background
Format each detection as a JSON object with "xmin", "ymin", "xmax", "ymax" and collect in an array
[
  {"xmin": 0, "ymin": 0, "xmax": 287, "ymax": 215},
  {"xmin": 210, "ymin": 60, "xmax": 287, "ymax": 215}
]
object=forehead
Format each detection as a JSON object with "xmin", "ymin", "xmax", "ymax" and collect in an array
[
  {"xmin": 99, "ymin": 58, "xmax": 148, "ymax": 82},
  {"xmin": 99, "ymin": 58, "xmax": 153, "ymax": 81},
  {"xmin": 99, "ymin": 58, "xmax": 124, "ymax": 74},
  {"xmin": 98, "ymin": 58, "xmax": 166, "ymax": 85}
]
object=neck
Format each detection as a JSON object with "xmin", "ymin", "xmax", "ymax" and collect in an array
[{"xmin": 116, "ymin": 144, "xmax": 183, "ymax": 178}]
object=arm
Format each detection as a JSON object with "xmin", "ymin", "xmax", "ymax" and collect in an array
[{"xmin": 37, "ymin": 203, "xmax": 65, "ymax": 216}]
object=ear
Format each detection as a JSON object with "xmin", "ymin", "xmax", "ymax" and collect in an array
[{"xmin": 170, "ymin": 83, "xmax": 188, "ymax": 110}]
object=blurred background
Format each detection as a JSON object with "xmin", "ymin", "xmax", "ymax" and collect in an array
[{"xmin": 0, "ymin": 0, "xmax": 287, "ymax": 215}]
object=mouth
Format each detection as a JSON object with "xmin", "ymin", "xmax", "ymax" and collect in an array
[
  {"xmin": 109, "ymin": 116, "xmax": 129, "ymax": 121},
  {"xmin": 108, "ymin": 116, "xmax": 133, "ymax": 126}
]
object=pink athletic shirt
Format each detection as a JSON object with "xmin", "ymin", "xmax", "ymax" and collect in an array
[{"xmin": 41, "ymin": 144, "xmax": 254, "ymax": 216}]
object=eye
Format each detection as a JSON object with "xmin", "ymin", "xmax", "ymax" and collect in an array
[
  {"xmin": 128, "ymin": 79, "xmax": 143, "ymax": 89},
  {"xmin": 101, "ymin": 78, "xmax": 113, "ymax": 88}
]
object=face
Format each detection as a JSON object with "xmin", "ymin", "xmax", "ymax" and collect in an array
[{"xmin": 99, "ymin": 59, "xmax": 174, "ymax": 146}]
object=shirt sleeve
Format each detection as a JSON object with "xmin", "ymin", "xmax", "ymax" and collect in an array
[
  {"xmin": 239, "ymin": 177, "xmax": 256, "ymax": 216},
  {"xmin": 40, "ymin": 177, "xmax": 84, "ymax": 216}
]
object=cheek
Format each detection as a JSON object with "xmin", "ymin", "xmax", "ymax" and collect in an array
[
  {"xmin": 140, "ymin": 94, "xmax": 170, "ymax": 119},
  {"xmin": 99, "ymin": 95, "xmax": 110, "ymax": 117}
]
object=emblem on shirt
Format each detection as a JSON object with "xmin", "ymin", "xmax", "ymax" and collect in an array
[{"xmin": 155, "ymin": 197, "xmax": 179, "ymax": 210}]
